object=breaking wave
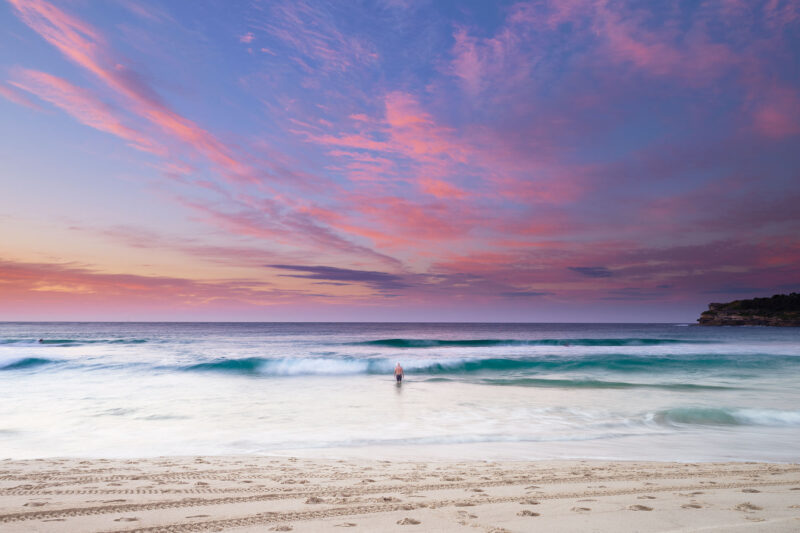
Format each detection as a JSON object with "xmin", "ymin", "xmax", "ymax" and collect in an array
[
  {"xmin": 652, "ymin": 407, "xmax": 800, "ymax": 427},
  {"xmin": 0, "ymin": 338, "xmax": 147, "ymax": 346},
  {"xmin": 178, "ymin": 353, "xmax": 796, "ymax": 377},
  {"xmin": 0, "ymin": 357, "xmax": 58, "ymax": 371},
  {"xmin": 355, "ymin": 337, "xmax": 711, "ymax": 348}
]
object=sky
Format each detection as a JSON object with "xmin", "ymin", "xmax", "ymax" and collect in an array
[{"xmin": 0, "ymin": 0, "xmax": 799, "ymax": 322}]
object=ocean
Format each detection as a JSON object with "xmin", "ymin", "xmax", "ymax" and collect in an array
[{"xmin": 1, "ymin": 322, "xmax": 798, "ymax": 462}]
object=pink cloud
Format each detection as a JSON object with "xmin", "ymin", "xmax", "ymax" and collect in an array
[
  {"xmin": 448, "ymin": 23, "xmax": 532, "ymax": 98},
  {"xmin": 176, "ymin": 195, "xmax": 403, "ymax": 268},
  {"xmin": 248, "ymin": 0, "xmax": 378, "ymax": 73},
  {"xmin": 752, "ymin": 85, "xmax": 800, "ymax": 139},
  {"xmin": 8, "ymin": 0, "xmax": 416, "ymax": 278},
  {"xmin": 763, "ymin": 0, "xmax": 800, "ymax": 29},
  {"xmin": 383, "ymin": 92, "xmax": 466, "ymax": 161},
  {"xmin": 117, "ymin": 1, "xmax": 172, "ymax": 24},
  {"xmin": 450, "ymin": 27, "xmax": 484, "ymax": 95},
  {"xmin": 0, "ymin": 83, "xmax": 44, "ymax": 111},
  {"xmin": 9, "ymin": 0, "xmax": 253, "ymax": 181},
  {"xmin": 10, "ymin": 69, "xmax": 164, "ymax": 155},
  {"xmin": 5, "ymin": 0, "xmax": 797, "ymax": 315},
  {"xmin": 0, "ymin": 258, "xmax": 291, "ymax": 309},
  {"xmin": 239, "ymin": 32, "xmax": 255, "ymax": 43},
  {"xmin": 419, "ymin": 178, "xmax": 467, "ymax": 199},
  {"xmin": 303, "ymin": 91, "xmax": 468, "ymax": 169},
  {"xmin": 294, "ymin": 88, "xmax": 588, "ymax": 252}
]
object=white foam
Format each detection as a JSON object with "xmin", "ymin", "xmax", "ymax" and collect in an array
[
  {"xmin": 259, "ymin": 358, "xmax": 372, "ymax": 376},
  {"xmin": 734, "ymin": 409, "xmax": 800, "ymax": 426}
]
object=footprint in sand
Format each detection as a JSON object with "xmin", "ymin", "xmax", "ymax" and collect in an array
[
  {"xmin": 734, "ymin": 502, "xmax": 762, "ymax": 512},
  {"xmin": 186, "ymin": 514, "xmax": 211, "ymax": 518},
  {"xmin": 517, "ymin": 510, "xmax": 540, "ymax": 517},
  {"xmin": 629, "ymin": 505, "xmax": 653, "ymax": 511},
  {"xmin": 269, "ymin": 525, "xmax": 293, "ymax": 531},
  {"xmin": 113, "ymin": 517, "xmax": 139, "ymax": 522},
  {"xmin": 742, "ymin": 488, "xmax": 761, "ymax": 493},
  {"xmin": 305, "ymin": 496, "xmax": 324, "ymax": 504},
  {"xmin": 23, "ymin": 502, "xmax": 47, "ymax": 507},
  {"xmin": 638, "ymin": 495, "xmax": 656, "ymax": 500},
  {"xmin": 519, "ymin": 499, "xmax": 540, "ymax": 505},
  {"xmin": 334, "ymin": 523, "xmax": 357, "ymax": 528},
  {"xmin": 571, "ymin": 507, "xmax": 591, "ymax": 513},
  {"xmin": 682, "ymin": 503, "xmax": 702, "ymax": 509},
  {"xmin": 397, "ymin": 517, "xmax": 421, "ymax": 525}
]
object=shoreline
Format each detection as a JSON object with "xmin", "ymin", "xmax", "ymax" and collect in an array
[{"xmin": 1, "ymin": 456, "xmax": 798, "ymax": 532}]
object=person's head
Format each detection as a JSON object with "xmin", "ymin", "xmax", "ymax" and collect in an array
[{"xmin": 396, "ymin": 362, "xmax": 401, "ymax": 367}]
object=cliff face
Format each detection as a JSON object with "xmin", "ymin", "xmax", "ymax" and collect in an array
[{"xmin": 698, "ymin": 293, "xmax": 800, "ymax": 326}]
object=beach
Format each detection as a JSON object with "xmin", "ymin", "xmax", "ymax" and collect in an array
[
  {"xmin": 1, "ymin": 456, "xmax": 799, "ymax": 532},
  {"xmin": 5, "ymin": 0, "xmax": 800, "ymax": 530},
  {"xmin": 2, "ymin": 322, "xmax": 800, "ymax": 530}
]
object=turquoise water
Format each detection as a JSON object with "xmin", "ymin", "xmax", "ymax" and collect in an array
[{"xmin": 0, "ymin": 322, "xmax": 798, "ymax": 461}]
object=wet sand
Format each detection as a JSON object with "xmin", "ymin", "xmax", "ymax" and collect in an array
[{"xmin": 1, "ymin": 457, "xmax": 799, "ymax": 532}]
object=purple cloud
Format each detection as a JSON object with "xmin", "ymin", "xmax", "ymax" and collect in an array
[
  {"xmin": 267, "ymin": 264, "xmax": 409, "ymax": 292},
  {"xmin": 569, "ymin": 266, "xmax": 612, "ymax": 278}
]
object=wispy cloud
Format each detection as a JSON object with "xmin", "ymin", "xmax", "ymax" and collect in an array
[
  {"xmin": 10, "ymin": 69, "xmax": 164, "ymax": 155},
  {"xmin": 2, "ymin": 0, "xmax": 798, "ymax": 319},
  {"xmin": 0, "ymin": 82, "xmax": 44, "ymax": 111},
  {"xmin": 569, "ymin": 266, "xmax": 612, "ymax": 278},
  {"xmin": 268, "ymin": 264, "xmax": 408, "ymax": 292},
  {"xmin": 248, "ymin": 0, "xmax": 378, "ymax": 73}
]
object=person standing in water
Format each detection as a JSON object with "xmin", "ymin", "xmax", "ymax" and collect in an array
[{"xmin": 394, "ymin": 362, "xmax": 404, "ymax": 382}]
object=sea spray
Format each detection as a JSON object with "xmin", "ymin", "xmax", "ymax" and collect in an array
[{"xmin": 1, "ymin": 322, "xmax": 798, "ymax": 461}]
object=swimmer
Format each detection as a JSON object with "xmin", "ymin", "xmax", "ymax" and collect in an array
[{"xmin": 394, "ymin": 362, "xmax": 404, "ymax": 382}]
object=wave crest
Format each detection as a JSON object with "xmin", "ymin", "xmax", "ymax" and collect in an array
[
  {"xmin": 356, "ymin": 337, "xmax": 709, "ymax": 348},
  {"xmin": 0, "ymin": 357, "xmax": 58, "ymax": 371},
  {"xmin": 653, "ymin": 407, "xmax": 800, "ymax": 427},
  {"xmin": 177, "ymin": 353, "xmax": 792, "ymax": 377}
]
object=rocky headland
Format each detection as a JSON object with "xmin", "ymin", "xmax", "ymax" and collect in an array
[{"xmin": 698, "ymin": 292, "xmax": 800, "ymax": 326}]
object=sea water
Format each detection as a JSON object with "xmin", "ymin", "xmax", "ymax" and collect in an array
[{"xmin": 1, "ymin": 322, "xmax": 798, "ymax": 461}]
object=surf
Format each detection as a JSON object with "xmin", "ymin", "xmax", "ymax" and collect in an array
[
  {"xmin": 651, "ymin": 407, "xmax": 800, "ymax": 427},
  {"xmin": 354, "ymin": 337, "xmax": 712, "ymax": 348},
  {"xmin": 174, "ymin": 353, "xmax": 798, "ymax": 377},
  {"xmin": 0, "ymin": 357, "xmax": 58, "ymax": 371}
]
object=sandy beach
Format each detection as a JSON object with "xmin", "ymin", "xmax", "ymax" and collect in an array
[{"xmin": 0, "ymin": 457, "xmax": 798, "ymax": 532}]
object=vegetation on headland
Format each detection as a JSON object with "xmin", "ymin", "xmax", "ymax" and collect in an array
[{"xmin": 698, "ymin": 293, "xmax": 800, "ymax": 326}]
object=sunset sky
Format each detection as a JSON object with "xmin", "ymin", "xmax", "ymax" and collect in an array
[{"xmin": 1, "ymin": 0, "xmax": 798, "ymax": 321}]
